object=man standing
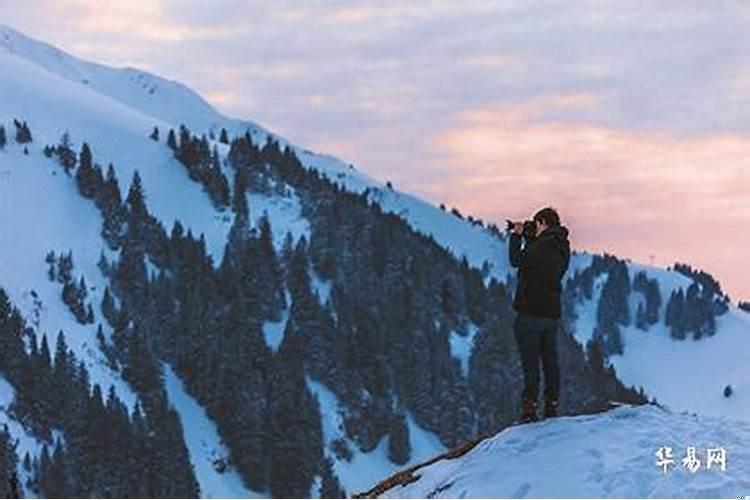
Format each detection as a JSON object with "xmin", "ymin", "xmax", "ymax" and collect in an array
[{"xmin": 508, "ymin": 207, "xmax": 570, "ymax": 423}]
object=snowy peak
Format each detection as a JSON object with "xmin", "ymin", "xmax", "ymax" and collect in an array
[
  {"xmin": 0, "ymin": 23, "xmax": 255, "ymax": 134},
  {"xmin": 372, "ymin": 404, "xmax": 750, "ymax": 498}
]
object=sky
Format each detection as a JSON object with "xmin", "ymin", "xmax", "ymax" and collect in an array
[{"xmin": 3, "ymin": 0, "xmax": 749, "ymax": 300}]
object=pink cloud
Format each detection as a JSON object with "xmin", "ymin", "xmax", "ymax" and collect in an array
[{"xmin": 428, "ymin": 96, "xmax": 750, "ymax": 299}]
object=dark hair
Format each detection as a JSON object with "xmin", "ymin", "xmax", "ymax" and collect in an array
[{"xmin": 533, "ymin": 207, "xmax": 560, "ymax": 227}]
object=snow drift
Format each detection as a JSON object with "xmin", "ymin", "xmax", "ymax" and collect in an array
[{"xmin": 371, "ymin": 403, "xmax": 750, "ymax": 498}]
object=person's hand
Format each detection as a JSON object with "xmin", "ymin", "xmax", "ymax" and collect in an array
[{"xmin": 512, "ymin": 222, "xmax": 523, "ymax": 235}]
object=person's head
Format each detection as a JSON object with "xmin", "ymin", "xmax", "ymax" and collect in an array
[{"xmin": 533, "ymin": 207, "xmax": 560, "ymax": 236}]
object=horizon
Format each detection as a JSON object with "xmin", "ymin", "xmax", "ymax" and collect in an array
[{"xmin": 3, "ymin": 1, "xmax": 748, "ymax": 301}]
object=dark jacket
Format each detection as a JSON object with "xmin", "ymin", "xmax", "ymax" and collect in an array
[{"xmin": 509, "ymin": 225, "xmax": 571, "ymax": 319}]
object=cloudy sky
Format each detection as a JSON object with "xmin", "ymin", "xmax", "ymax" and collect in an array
[{"xmin": 5, "ymin": 0, "xmax": 750, "ymax": 300}]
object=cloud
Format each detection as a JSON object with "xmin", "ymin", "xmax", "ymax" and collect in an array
[{"xmin": 427, "ymin": 97, "xmax": 750, "ymax": 299}]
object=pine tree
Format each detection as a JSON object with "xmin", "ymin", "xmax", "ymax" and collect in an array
[
  {"xmin": 666, "ymin": 288, "xmax": 687, "ymax": 340},
  {"xmin": 62, "ymin": 279, "xmax": 86, "ymax": 324},
  {"xmin": 387, "ymin": 410, "xmax": 411, "ymax": 465},
  {"xmin": 167, "ymin": 128, "xmax": 177, "ymax": 150},
  {"xmin": 0, "ymin": 125, "xmax": 6, "ymax": 149},
  {"xmin": 97, "ymin": 251, "xmax": 110, "ymax": 276},
  {"xmin": 100, "ymin": 164, "xmax": 124, "ymax": 248},
  {"xmin": 176, "ymin": 125, "xmax": 200, "ymax": 170},
  {"xmin": 258, "ymin": 214, "xmax": 286, "ymax": 317},
  {"xmin": 268, "ymin": 328, "xmax": 324, "ymax": 498},
  {"xmin": 1, "ymin": 424, "xmax": 20, "ymax": 498},
  {"xmin": 117, "ymin": 171, "xmax": 149, "ymax": 310},
  {"xmin": 75, "ymin": 143, "xmax": 100, "ymax": 199},
  {"xmin": 150, "ymin": 126, "xmax": 159, "ymax": 141},
  {"xmin": 125, "ymin": 170, "xmax": 148, "ymax": 220},
  {"xmin": 79, "ymin": 142, "xmax": 92, "ymax": 172},
  {"xmin": 57, "ymin": 132, "xmax": 76, "ymax": 175},
  {"xmin": 13, "ymin": 119, "xmax": 32, "ymax": 144},
  {"xmin": 101, "ymin": 286, "xmax": 117, "ymax": 326},
  {"xmin": 48, "ymin": 436, "xmax": 71, "ymax": 497},
  {"xmin": 52, "ymin": 332, "xmax": 72, "ymax": 405},
  {"xmin": 57, "ymin": 252, "xmax": 74, "ymax": 284},
  {"xmin": 635, "ymin": 302, "xmax": 647, "ymax": 330},
  {"xmin": 22, "ymin": 122, "xmax": 32, "ymax": 143},
  {"xmin": 77, "ymin": 275, "xmax": 87, "ymax": 302},
  {"xmin": 232, "ymin": 166, "xmax": 249, "ymax": 219},
  {"xmin": 45, "ymin": 251, "xmax": 57, "ymax": 281},
  {"xmin": 207, "ymin": 146, "xmax": 230, "ymax": 207},
  {"xmin": 319, "ymin": 457, "xmax": 345, "ymax": 499}
]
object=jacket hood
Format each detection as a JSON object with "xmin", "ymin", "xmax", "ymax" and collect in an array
[
  {"xmin": 540, "ymin": 225, "xmax": 569, "ymax": 242},
  {"xmin": 539, "ymin": 226, "xmax": 571, "ymax": 262}
]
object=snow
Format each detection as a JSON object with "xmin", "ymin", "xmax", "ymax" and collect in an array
[
  {"xmin": 4, "ymin": 23, "xmax": 518, "ymax": 291},
  {"xmin": 306, "ymin": 377, "xmax": 445, "ymax": 496},
  {"xmin": 0, "ymin": 24, "xmax": 261, "ymax": 138},
  {"xmin": 303, "ymin": 165, "xmax": 518, "ymax": 285},
  {"xmin": 571, "ymin": 272, "xmax": 609, "ymax": 347},
  {"xmin": 0, "ymin": 44, "xmax": 235, "ymax": 262},
  {"xmin": 449, "ymin": 323, "xmax": 480, "ymax": 377},
  {"xmin": 163, "ymin": 363, "xmax": 263, "ymax": 499},
  {"xmin": 0, "ymin": 148, "xmax": 137, "ymax": 412},
  {"xmin": 247, "ymin": 188, "xmax": 310, "ymax": 250},
  {"xmin": 568, "ymin": 260, "xmax": 750, "ymax": 424},
  {"xmin": 0, "ymin": 376, "xmax": 64, "ymax": 499},
  {"xmin": 0, "ymin": 377, "xmax": 39, "ymax": 464},
  {"xmin": 1, "ymin": 22, "xmax": 524, "ymax": 294},
  {"xmin": 610, "ymin": 308, "xmax": 750, "ymax": 423},
  {"xmin": 310, "ymin": 270, "xmax": 333, "ymax": 305},
  {"xmin": 309, "ymin": 475, "xmax": 322, "ymax": 499},
  {"xmin": 379, "ymin": 403, "xmax": 750, "ymax": 498},
  {"xmin": 626, "ymin": 260, "xmax": 696, "ymax": 321},
  {"xmin": 262, "ymin": 308, "xmax": 289, "ymax": 353}
]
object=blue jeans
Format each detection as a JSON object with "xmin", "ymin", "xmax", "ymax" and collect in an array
[{"xmin": 513, "ymin": 311, "xmax": 560, "ymax": 403}]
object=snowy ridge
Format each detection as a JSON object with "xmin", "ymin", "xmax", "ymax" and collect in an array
[
  {"xmin": 0, "ymin": 24, "xmax": 258, "ymax": 136},
  {"xmin": 376, "ymin": 403, "xmax": 750, "ymax": 498}
]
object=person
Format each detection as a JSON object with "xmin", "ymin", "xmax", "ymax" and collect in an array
[{"xmin": 508, "ymin": 207, "xmax": 570, "ymax": 423}]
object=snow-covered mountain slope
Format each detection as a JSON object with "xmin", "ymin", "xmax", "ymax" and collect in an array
[
  {"xmin": 610, "ymin": 302, "xmax": 750, "ymax": 422},
  {"xmin": 375, "ymin": 403, "xmax": 750, "ymax": 498},
  {"xmin": 571, "ymin": 260, "xmax": 750, "ymax": 423},
  {"xmin": 0, "ymin": 24, "xmax": 260, "ymax": 137},
  {"xmin": 0, "ymin": 26, "xmax": 457, "ymax": 496},
  {"xmin": 0, "ymin": 46, "xmax": 227, "ymax": 419},
  {"xmin": 0, "ymin": 23, "xmax": 513, "ymax": 284},
  {"xmin": 0, "ymin": 145, "xmax": 138, "ymax": 411}
]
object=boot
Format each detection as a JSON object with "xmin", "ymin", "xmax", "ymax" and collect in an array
[
  {"xmin": 520, "ymin": 395, "xmax": 538, "ymax": 423},
  {"xmin": 543, "ymin": 397, "xmax": 559, "ymax": 419}
]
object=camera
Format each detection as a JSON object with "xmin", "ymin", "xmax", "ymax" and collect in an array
[{"xmin": 505, "ymin": 219, "xmax": 537, "ymax": 240}]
